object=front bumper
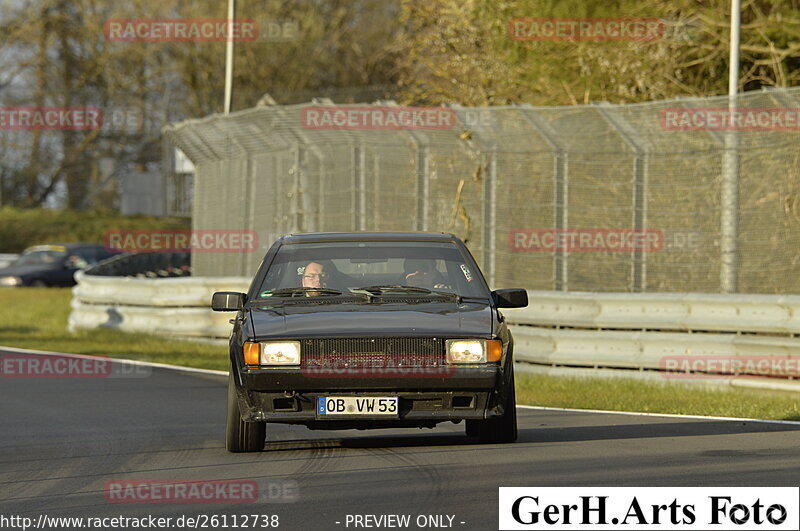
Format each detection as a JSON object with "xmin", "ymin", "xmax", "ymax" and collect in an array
[
  {"xmin": 234, "ymin": 365, "xmax": 505, "ymax": 426},
  {"xmin": 240, "ymin": 390, "xmax": 500, "ymax": 426}
]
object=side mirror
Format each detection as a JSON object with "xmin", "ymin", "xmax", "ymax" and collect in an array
[
  {"xmin": 492, "ymin": 288, "xmax": 528, "ymax": 308},
  {"xmin": 212, "ymin": 291, "xmax": 246, "ymax": 311}
]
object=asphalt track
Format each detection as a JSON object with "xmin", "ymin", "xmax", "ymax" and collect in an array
[{"xmin": 2, "ymin": 349, "xmax": 800, "ymax": 531}]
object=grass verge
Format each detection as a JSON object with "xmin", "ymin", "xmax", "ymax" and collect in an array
[
  {"xmin": 3, "ymin": 287, "xmax": 800, "ymax": 421},
  {"xmin": 516, "ymin": 372, "xmax": 800, "ymax": 421},
  {"xmin": 0, "ymin": 288, "xmax": 228, "ymax": 371}
]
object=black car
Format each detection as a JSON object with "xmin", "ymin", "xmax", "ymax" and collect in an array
[
  {"xmin": 0, "ymin": 243, "xmax": 119, "ymax": 287},
  {"xmin": 213, "ymin": 232, "xmax": 528, "ymax": 452}
]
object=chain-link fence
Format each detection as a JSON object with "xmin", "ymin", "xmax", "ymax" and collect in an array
[{"xmin": 163, "ymin": 87, "xmax": 800, "ymax": 293}]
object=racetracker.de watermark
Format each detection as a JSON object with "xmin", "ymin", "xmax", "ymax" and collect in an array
[
  {"xmin": 103, "ymin": 229, "xmax": 259, "ymax": 253},
  {"xmin": 0, "ymin": 353, "xmax": 151, "ymax": 379},
  {"xmin": 0, "ymin": 107, "xmax": 101, "ymax": 130},
  {"xmin": 104, "ymin": 479, "xmax": 298, "ymax": 504},
  {"xmin": 661, "ymin": 107, "xmax": 800, "ymax": 131},
  {"xmin": 255, "ymin": 18, "xmax": 299, "ymax": 41},
  {"xmin": 300, "ymin": 106, "xmax": 456, "ymax": 130},
  {"xmin": 104, "ymin": 19, "xmax": 259, "ymax": 42},
  {"xmin": 661, "ymin": 356, "xmax": 800, "ymax": 379},
  {"xmin": 301, "ymin": 359, "xmax": 456, "ymax": 379},
  {"xmin": 0, "ymin": 106, "xmax": 142, "ymax": 132},
  {"xmin": 662, "ymin": 229, "xmax": 704, "ymax": 251},
  {"xmin": 508, "ymin": 18, "xmax": 665, "ymax": 41},
  {"xmin": 103, "ymin": 106, "xmax": 144, "ymax": 135},
  {"xmin": 509, "ymin": 229, "xmax": 664, "ymax": 252}
]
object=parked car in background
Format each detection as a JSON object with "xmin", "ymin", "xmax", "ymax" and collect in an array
[
  {"xmin": 0, "ymin": 243, "xmax": 120, "ymax": 287},
  {"xmin": 0, "ymin": 254, "xmax": 19, "ymax": 269}
]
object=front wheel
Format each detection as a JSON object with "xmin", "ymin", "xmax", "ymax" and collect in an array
[
  {"xmin": 466, "ymin": 369, "xmax": 517, "ymax": 443},
  {"xmin": 226, "ymin": 370, "xmax": 266, "ymax": 452}
]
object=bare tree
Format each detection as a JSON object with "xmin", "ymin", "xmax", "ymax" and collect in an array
[{"xmin": 392, "ymin": 0, "xmax": 800, "ymax": 106}]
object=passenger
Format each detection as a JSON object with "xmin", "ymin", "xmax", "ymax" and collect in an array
[{"xmin": 402, "ymin": 259, "xmax": 449, "ymax": 289}]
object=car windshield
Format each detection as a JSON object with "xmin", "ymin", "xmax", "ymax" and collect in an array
[
  {"xmin": 256, "ymin": 241, "xmax": 488, "ymax": 300},
  {"xmin": 14, "ymin": 249, "xmax": 68, "ymax": 266}
]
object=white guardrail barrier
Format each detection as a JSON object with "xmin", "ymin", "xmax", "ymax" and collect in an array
[
  {"xmin": 68, "ymin": 272, "xmax": 250, "ymax": 338},
  {"xmin": 69, "ymin": 278, "xmax": 800, "ymax": 383},
  {"xmin": 504, "ymin": 291, "xmax": 800, "ymax": 334},
  {"xmin": 504, "ymin": 291, "xmax": 800, "ymax": 383}
]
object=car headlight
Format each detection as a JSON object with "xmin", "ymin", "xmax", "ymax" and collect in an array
[
  {"xmin": 446, "ymin": 339, "xmax": 503, "ymax": 363},
  {"xmin": 0, "ymin": 276, "xmax": 22, "ymax": 287},
  {"xmin": 244, "ymin": 341, "xmax": 301, "ymax": 366}
]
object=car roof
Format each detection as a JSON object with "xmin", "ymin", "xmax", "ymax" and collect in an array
[
  {"xmin": 24, "ymin": 243, "xmax": 106, "ymax": 252},
  {"xmin": 279, "ymin": 232, "xmax": 459, "ymax": 244}
]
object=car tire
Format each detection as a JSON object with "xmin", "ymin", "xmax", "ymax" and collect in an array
[
  {"xmin": 226, "ymin": 370, "xmax": 266, "ymax": 452},
  {"xmin": 466, "ymin": 368, "xmax": 517, "ymax": 443},
  {"xmin": 30, "ymin": 280, "xmax": 47, "ymax": 287}
]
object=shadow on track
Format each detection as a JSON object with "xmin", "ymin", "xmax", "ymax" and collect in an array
[{"xmin": 263, "ymin": 431, "xmax": 489, "ymax": 452}]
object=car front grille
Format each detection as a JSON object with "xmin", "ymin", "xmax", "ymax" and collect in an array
[{"xmin": 300, "ymin": 337, "xmax": 445, "ymax": 368}]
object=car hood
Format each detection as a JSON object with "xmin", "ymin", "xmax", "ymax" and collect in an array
[
  {"xmin": 0, "ymin": 264, "xmax": 60, "ymax": 278},
  {"xmin": 247, "ymin": 300, "xmax": 493, "ymax": 338}
]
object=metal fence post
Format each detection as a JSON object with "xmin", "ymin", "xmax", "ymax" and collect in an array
[
  {"xmin": 631, "ymin": 156, "xmax": 649, "ymax": 290},
  {"xmin": 720, "ymin": 133, "xmax": 739, "ymax": 293},
  {"xmin": 294, "ymin": 145, "xmax": 304, "ymax": 232},
  {"xmin": 276, "ymin": 154, "xmax": 286, "ymax": 234},
  {"xmin": 483, "ymin": 150, "xmax": 497, "ymax": 288},
  {"xmin": 416, "ymin": 145, "xmax": 429, "ymax": 231},
  {"xmin": 553, "ymin": 151, "xmax": 568, "ymax": 291},
  {"xmin": 517, "ymin": 106, "xmax": 569, "ymax": 291},
  {"xmin": 372, "ymin": 154, "xmax": 381, "ymax": 230},
  {"xmin": 313, "ymin": 151, "xmax": 324, "ymax": 233},
  {"xmin": 352, "ymin": 142, "xmax": 366, "ymax": 231},
  {"xmin": 595, "ymin": 103, "xmax": 649, "ymax": 292},
  {"xmin": 289, "ymin": 143, "xmax": 301, "ymax": 233},
  {"xmin": 243, "ymin": 156, "xmax": 254, "ymax": 275},
  {"xmin": 721, "ymin": 0, "xmax": 741, "ymax": 294}
]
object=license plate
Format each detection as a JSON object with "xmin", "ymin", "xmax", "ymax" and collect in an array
[{"xmin": 316, "ymin": 397, "xmax": 398, "ymax": 417}]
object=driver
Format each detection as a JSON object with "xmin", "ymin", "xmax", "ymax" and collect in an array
[
  {"xmin": 301, "ymin": 262, "xmax": 328, "ymax": 289},
  {"xmin": 300, "ymin": 261, "xmax": 332, "ymax": 297}
]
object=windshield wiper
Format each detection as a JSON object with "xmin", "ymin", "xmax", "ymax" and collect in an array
[
  {"xmin": 429, "ymin": 289, "xmax": 462, "ymax": 300},
  {"xmin": 356, "ymin": 285, "xmax": 432, "ymax": 294},
  {"xmin": 355, "ymin": 285, "xmax": 462, "ymax": 303},
  {"xmin": 260, "ymin": 287, "xmax": 343, "ymax": 297}
]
